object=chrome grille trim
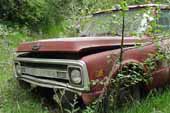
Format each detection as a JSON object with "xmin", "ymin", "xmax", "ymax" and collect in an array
[
  {"xmin": 21, "ymin": 66, "xmax": 69, "ymax": 80},
  {"xmin": 14, "ymin": 57, "xmax": 90, "ymax": 92}
]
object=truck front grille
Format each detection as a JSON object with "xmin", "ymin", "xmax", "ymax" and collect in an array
[
  {"xmin": 14, "ymin": 57, "xmax": 90, "ymax": 92},
  {"xmin": 18, "ymin": 62, "xmax": 69, "ymax": 83}
]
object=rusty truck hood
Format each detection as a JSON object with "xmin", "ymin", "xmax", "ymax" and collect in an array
[{"xmin": 17, "ymin": 36, "xmax": 151, "ymax": 53}]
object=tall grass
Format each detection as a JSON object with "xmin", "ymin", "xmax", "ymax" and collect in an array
[
  {"xmin": 0, "ymin": 24, "xmax": 49, "ymax": 113},
  {"xmin": 116, "ymin": 88, "xmax": 170, "ymax": 113}
]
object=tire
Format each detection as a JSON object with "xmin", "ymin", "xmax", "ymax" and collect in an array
[{"xmin": 118, "ymin": 84, "xmax": 141, "ymax": 104}]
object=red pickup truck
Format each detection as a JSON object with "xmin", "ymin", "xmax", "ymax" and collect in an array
[{"xmin": 14, "ymin": 4, "xmax": 170, "ymax": 105}]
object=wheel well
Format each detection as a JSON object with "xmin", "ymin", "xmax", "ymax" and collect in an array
[{"xmin": 117, "ymin": 61, "xmax": 146, "ymax": 96}]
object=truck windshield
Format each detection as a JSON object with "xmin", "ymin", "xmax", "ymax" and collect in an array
[
  {"xmin": 157, "ymin": 10, "xmax": 170, "ymax": 31},
  {"xmin": 80, "ymin": 9, "xmax": 152, "ymax": 37}
]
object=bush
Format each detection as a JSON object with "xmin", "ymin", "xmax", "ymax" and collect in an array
[
  {"xmin": 0, "ymin": 0, "xmax": 79, "ymax": 36},
  {"xmin": 0, "ymin": 0, "xmax": 46, "ymax": 26}
]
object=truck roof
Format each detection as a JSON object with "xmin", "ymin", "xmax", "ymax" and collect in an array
[{"xmin": 93, "ymin": 4, "xmax": 170, "ymax": 16}]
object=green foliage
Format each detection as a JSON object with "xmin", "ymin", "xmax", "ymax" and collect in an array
[
  {"xmin": 0, "ymin": 0, "xmax": 73, "ymax": 34},
  {"xmin": 0, "ymin": 0, "xmax": 45, "ymax": 26},
  {"xmin": 117, "ymin": 63, "xmax": 145, "ymax": 87},
  {"xmin": 0, "ymin": 24, "xmax": 48, "ymax": 113},
  {"xmin": 64, "ymin": 95, "xmax": 80, "ymax": 113}
]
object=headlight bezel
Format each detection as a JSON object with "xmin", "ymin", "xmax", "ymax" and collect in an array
[{"xmin": 68, "ymin": 66, "xmax": 83, "ymax": 86}]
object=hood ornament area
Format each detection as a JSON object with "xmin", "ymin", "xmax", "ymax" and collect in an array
[{"xmin": 32, "ymin": 43, "xmax": 41, "ymax": 51}]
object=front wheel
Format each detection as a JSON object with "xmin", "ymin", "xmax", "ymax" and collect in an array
[
  {"xmin": 118, "ymin": 84, "xmax": 141, "ymax": 104},
  {"xmin": 117, "ymin": 62, "xmax": 145, "ymax": 104}
]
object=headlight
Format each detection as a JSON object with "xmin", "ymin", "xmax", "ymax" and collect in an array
[
  {"xmin": 15, "ymin": 63, "xmax": 22, "ymax": 75},
  {"xmin": 69, "ymin": 67, "xmax": 82, "ymax": 84}
]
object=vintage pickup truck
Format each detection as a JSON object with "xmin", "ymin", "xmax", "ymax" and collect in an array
[{"xmin": 14, "ymin": 4, "xmax": 170, "ymax": 105}]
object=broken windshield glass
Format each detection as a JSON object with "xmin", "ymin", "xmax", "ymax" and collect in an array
[{"xmin": 80, "ymin": 9, "xmax": 153, "ymax": 37}]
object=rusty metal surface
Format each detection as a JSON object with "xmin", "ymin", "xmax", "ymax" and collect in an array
[
  {"xmin": 80, "ymin": 39, "xmax": 170, "ymax": 104},
  {"xmin": 80, "ymin": 43, "xmax": 158, "ymax": 104},
  {"xmin": 17, "ymin": 36, "xmax": 151, "ymax": 52}
]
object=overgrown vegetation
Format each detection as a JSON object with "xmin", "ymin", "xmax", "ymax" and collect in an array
[{"xmin": 1, "ymin": 0, "xmax": 170, "ymax": 113}]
